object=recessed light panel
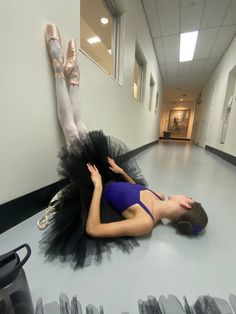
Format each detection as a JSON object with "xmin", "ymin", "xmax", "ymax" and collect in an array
[
  {"xmin": 179, "ymin": 31, "xmax": 198, "ymax": 62},
  {"xmin": 87, "ymin": 36, "xmax": 101, "ymax": 44}
]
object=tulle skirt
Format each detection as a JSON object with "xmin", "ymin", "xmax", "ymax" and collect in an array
[{"xmin": 40, "ymin": 130, "xmax": 147, "ymax": 268}]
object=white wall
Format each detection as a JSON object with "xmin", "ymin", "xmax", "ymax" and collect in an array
[
  {"xmin": 0, "ymin": 0, "xmax": 162, "ymax": 204},
  {"xmin": 195, "ymin": 34, "xmax": 236, "ymax": 156}
]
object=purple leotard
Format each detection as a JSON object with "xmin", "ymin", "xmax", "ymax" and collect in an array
[{"xmin": 104, "ymin": 182, "xmax": 162, "ymax": 221}]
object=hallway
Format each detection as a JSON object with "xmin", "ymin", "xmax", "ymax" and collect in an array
[
  {"xmin": 1, "ymin": 141, "xmax": 235, "ymax": 313},
  {"xmin": 1, "ymin": 1, "xmax": 236, "ymax": 313}
]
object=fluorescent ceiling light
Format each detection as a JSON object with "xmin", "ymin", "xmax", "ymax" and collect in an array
[
  {"xmin": 179, "ymin": 31, "xmax": 198, "ymax": 62},
  {"xmin": 87, "ymin": 36, "xmax": 101, "ymax": 44},
  {"xmin": 101, "ymin": 17, "xmax": 109, "ymax": 24}
]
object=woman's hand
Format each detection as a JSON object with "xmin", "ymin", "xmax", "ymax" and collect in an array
[
  {"xmin": 87, "ymin": 163, "xmax": 102, "ymax": 188},
  {"xmin": 107, "ymin": 157, "xmax": 123, "ymax": 174},
  {"xmin": 168, "ymin": 194, "xmax": 194, "ymax": 209}
]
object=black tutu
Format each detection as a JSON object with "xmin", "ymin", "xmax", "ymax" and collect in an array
[{"xmin": 40, "ymin": 130, "xmax": 148, "ymax": 268}]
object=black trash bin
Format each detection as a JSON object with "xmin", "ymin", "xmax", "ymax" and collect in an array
[
  {"xmin": 0, "ymin": 244, "xmax": 34, "ymax": 314},
  {"xmin": 163, "ymin": 131, "xmax": 171, "ymax": 139}
]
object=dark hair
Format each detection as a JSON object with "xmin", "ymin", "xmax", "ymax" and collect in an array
[{"xmin": 174, "ymin": 202, "xmax": 208, "ymax": 236}]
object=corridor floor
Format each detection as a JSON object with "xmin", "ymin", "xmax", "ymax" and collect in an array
[{"xmin": 1, "ymin": 141, "xmax": 236, "ymax": 313}]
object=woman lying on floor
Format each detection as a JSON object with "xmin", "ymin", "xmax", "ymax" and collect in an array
[{"xmin": 39, "ymin": 24, "xmax": 208, "ymax": 268}]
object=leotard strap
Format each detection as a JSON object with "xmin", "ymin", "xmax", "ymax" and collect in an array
[
  {"xmin": 146, "ymin": 188, "xmax": 163, "ymax": 200},
  {"xmin": 136, "ymin": 200, "xmax": 155, "ymax": 221}
]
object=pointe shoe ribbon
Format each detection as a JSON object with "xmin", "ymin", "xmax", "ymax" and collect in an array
[
  {"xmin": 64, "ymin": 39, "xmax": 80, "ymax": 85},
  {"xmin": 45, "ymin": 24, "xmax": 65, "ymax": 79}
]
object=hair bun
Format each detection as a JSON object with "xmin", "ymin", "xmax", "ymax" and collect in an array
[{"xmin": 176, "ymin": 221, "xmax": 192, "ymax": 235}]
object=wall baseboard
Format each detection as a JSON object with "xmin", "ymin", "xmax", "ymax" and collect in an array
[
  {"xmin": 0, "ymin": 140, "xmax": 158, "ymax": 234},
  {"xmin": 205, "ymin": 145, "xmax": 236, "ymax": 166},
  {"xmin": 159, "ymin": 137, "xmax": 191, "ymax": 141},
  {"xmin": 0, "ymin": 179, "xmax": 68, "ymax": 234}
]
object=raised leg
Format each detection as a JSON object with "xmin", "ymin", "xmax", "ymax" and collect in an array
[
  {"xmin": 46, "ymin": 24, "xmax": 79, "ymax": 146},
  {"xmin": 54, "ymin": 73, "xmax": 79, "ymax": 145},
  {"xmin": 65, "ymin": 39, "xmax": 88, "ymax": 139},
  {"xmin": 69, "ymin": 83, "xmax": 88, "ymax": 139}
]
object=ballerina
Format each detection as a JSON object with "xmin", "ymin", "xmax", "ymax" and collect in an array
[{"xmin": 39, "ymin": 24, "xmax": 208, "ymax": 268}]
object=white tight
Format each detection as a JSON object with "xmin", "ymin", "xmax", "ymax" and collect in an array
[
  {"xmin": 49, "ymin": 39, "xmax": 88, "ymax": 146},
  {"xmin": 68, "ymin": 84, "xmax": 88, "ymax": 138}
]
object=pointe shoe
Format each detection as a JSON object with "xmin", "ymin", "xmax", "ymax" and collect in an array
[
  {"xmin": 36, "ymin": 187, "xmax": 66, "ymax": 230},
  {"xmin": 45, "ymin": 24, "xmax": 65, "ymax": 79},
  {"xmin": 45, "ymin": 23, "xmax": 61, "ymax": 46},
  {"xmin": 64, "ymin": 39, "xmax": 77, "ymax": 76},
  {"xmin": 37, "ymin": 214, "xmax": 49, "ymax": 230},
  {"xmin": 64, "ymin": 39, "xmax": 80, "ymax": 85},
  {"xmin": 37, "ymin": 204, "xmax": 57, "ymax": 230}
]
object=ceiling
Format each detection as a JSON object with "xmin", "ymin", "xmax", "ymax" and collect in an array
[{"xmin": 141, "ymin": 0, "xmax": 236, "ymax": 103}]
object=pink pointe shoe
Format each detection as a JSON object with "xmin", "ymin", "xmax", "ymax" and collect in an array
[
  {"xmin": 45, "ymin": 24, "xmax": 65, "ymax": 79},
  {"xmin": 64, "ymin": 39, "xmax": 80, "ymax": 85}
]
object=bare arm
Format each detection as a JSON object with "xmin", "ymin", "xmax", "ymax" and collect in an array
[
  {"xmin": 108, "ymin": 157, "xmax": 135, "ymax": 184},
  {"xmin": 86, "ymin": 185, "xmax": 103, "ymax": 232},
  {"xmin": 85, "ymin": 164, "xmax": 152, "ymax": 238}
]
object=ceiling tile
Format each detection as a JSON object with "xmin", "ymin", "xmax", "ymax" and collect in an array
[
  {"xmin": 178, "ymin": 62, "xmax": 191, "ymax": 78},
  {"xmin": 154, "ymin": 38, "xmax": 165, "ymax": 64},
  {"xmin": 184, "ymin": 77, "xmax": 203, "ymax": 89},
  {"xmin": 159, "ymin": 64, "xmax": 167, "ymax": 82},
  {"xmin": 206, "ymin": 57, "xmax": 219, "ymax": 71},
  {"xmin": 166, "ymin": 63, "xmax": 178, "ymax": 80},
  {"xmin": 179, "ymin": 78, "xmax": 195, "ymax": 88},
  {"xmin": 190, "ymin": 60, "xmax": 206, "ymax": 75},
  {"xmin": 177, "ymin": 77, "xmax": 190, "ymax": 88},
  {"xmin": 223, "ymin": 0, "xmax": 236, "ymax": 26},
  {"xmin": 210, "ymin": 25, "xmax": 236, "ymax": 58},
  {"xmin": 201, "ymin": 0, "xmax": 231, "ymax": 28},
  {"xmin": 162, "ymin": 34, "xmax": 180, "ymax": 63},
  {"xmin": 156, "ymin": 0, "xmax": 180, "ymax": 36},
  {"xmin": 180, "ymin": 0, "xmax": 205, "ymax": 33},
  {"xmin": 142, "ymin": 0, "xmax": 161, "ymax": 38},
  {"xmin": 194, "ymin": 28, "xmax": 219, "ymax": 60},
  {"xmin": 167, "ymin": 78, "xmax": 179, "ymax": 87},
  {"xmin": 187, "ymin": 60, "xmax": 207, "ymax": 87},
  {"xmin": 193, "ymin": 69, "xmax": 211, "ymax": 88}
]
